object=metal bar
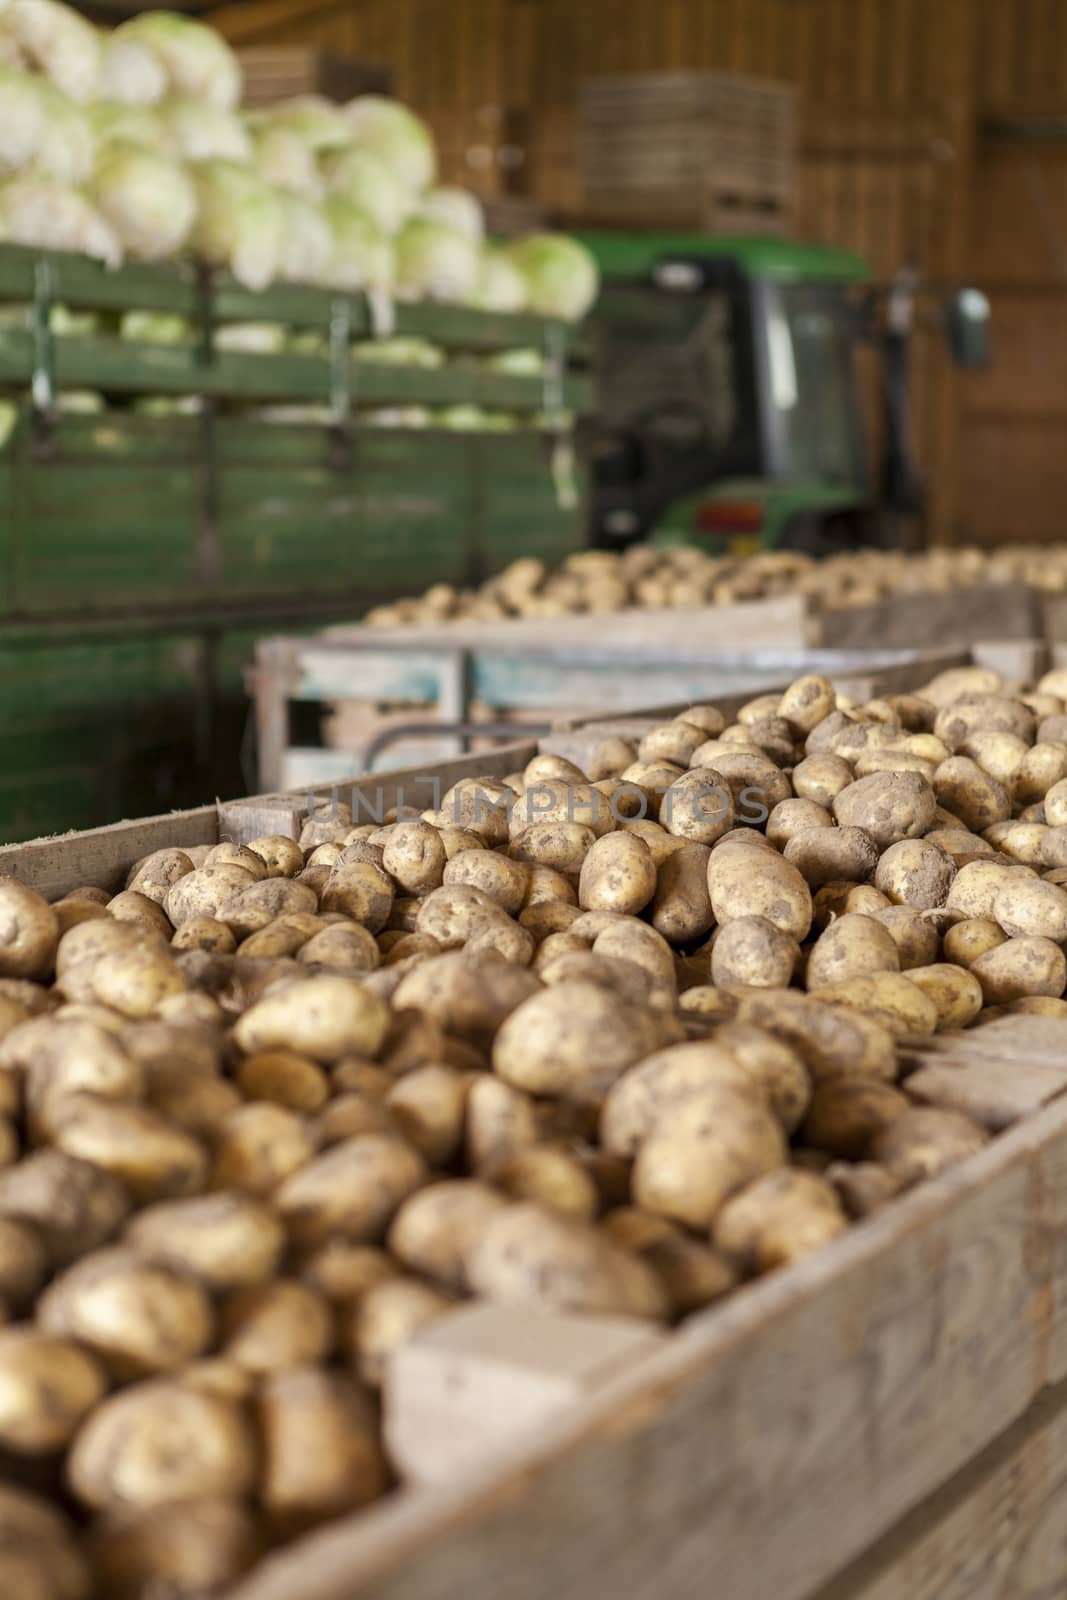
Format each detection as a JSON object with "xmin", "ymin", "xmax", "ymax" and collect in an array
[{"xmin": 361, "ymin": 718, "xmax": 552, "ymax": 770}]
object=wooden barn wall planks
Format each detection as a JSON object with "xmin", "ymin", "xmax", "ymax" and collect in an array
[{"xmin": 205, "ymin": 0, "xmax": 1067, "ymax": 548}]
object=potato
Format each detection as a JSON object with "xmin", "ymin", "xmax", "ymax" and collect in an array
[
  {"xmin": 801, "ymin": 1077, "xmax": 911, "ymax": 1158},
  {"xmin": 783, "ymin": 826, "xmax": 879, "ymax": 888},
  {"xmin": 992, "ymin": 876, "xmax": 1067, "ymax": 940},
  {"xmin": 220, "ymin": 1280, "xmax": 333, "ymax": 1373},
  {"xmin": 258, "ymin": 1369, "xmax": 387, "ymax": 1530},
  {"xmin": 276, "ymin": 1133, "xmax": 427, "ymax": 1245},
  {"xmin": 679, "ymin": 702, "xmax": 727, "ymax": 737},
  {"xmin": 0, "ymin": 1150, "xmax": 130, "ymax": 1263},
  {"xmin": 46, "ymin": 1093, "xmax": 206, "ymax": 1202},
  {"xmin": 126, "ymin": 848, "xmax": 194, "ymax": 906},
  {"xmin": 698, "ymin": 749, "xmax": 790, "ymax": 817},
  {"xmin": 494, "ymin": 1145, "xmax": 600, "ymax": 1219},
  {"xmin": 233, "ymin": 974, "xmax": 388, "ymax": 1064},
  {"xmin": 813, "ymin": 971, "xmax": 939, "ymax": 1037},
  {"xmin": 577, "ymin": 831, "xmax": 657, "ymax": 916},
  {"xmin": 869, "ymin": 1107, "xmax": 989, "ymax": 1185},
  {"xmin": 383, "ymin": 1066, "xmax": 467, "ymax": 1168},
  {"xmin": 438, "ymin": 778, "xmax": 512, "ymax": 845},
  {"xmin": 164, "ymin": 865, "xmax": 259, "ymax": 929},
  {"xmin": 247, "ymin": 834, "xmax": 304, "ymax": 878},
  {"xmin": 0, "ymin": 1484, "xmax": 90, "ymax": 1599},
  {"xmin": 921, "ymin": 664, "xmax": 1002, "ymax": 706},
  {"xmin": 318, "ymin": 862, "xmax": 394, "ymax": 933},
  {"xmin": 3, "ymin": 1016, "xmax": 144, "ymax": 1137},
  {"xmin": 791, "ymin": 752, "xmax": 854, "ymax": 807},
  {"xmin": 871, "ymin": 905, "xmax": 939, "ymax": 969},
  {"xmin": 942, "ymin": 916, "xmax": 1005, "ymax": 967},
  {"xmin": 779, "ymin": 674, "xmax": 836, "ymax": 734},
  {"xmin": 0, "ymin": 1216, "xmax": 47, "ymax": 1309},
  {"xmin": 38, "ymin": 1244, "xmax": 214, "ymax": 1378},
  {"xmin": 706, "ymin": 847, "xmax": 812, "ymax": 941},
  {"xmin": 0, "ymin": 883, "xmax": 59, "ymax": 979},
  {"xmin": 465, "ymin": 1076, "xmax": 539, "ymax": 1178},
  {"xmin": 971, "ymin": 937, "xmax": 1067, "ymax": 1003},
  {"xmin": 89, "ymin": 1498, "xmax": 260, "ymax": 1600},
  {"xmin": 350, "ymin": 1277, "xmax": 453, "ymax": 1386},
  {"xmin": 657, "ymin": 767, "xmax": 736, "ymax": 846},
  {"xmin": 633, "ymin": 1088, "xmax": 787, "ymax": 1230},
  {"xmin": 586, "ymin": 736, "xmax": 638, "ymax": 780},
  {"xmin": 68, "ymin": 1379, "xmax": 257, "ymax": 1511},
  {"xmin": 986, "ymin": 821, "xmax": 1048, "ymax": 866},
  {"xmin": 493, "ymin": 980, "xmax": 664, "ymax": 1102},
  {"xmin": 637, "ymin": 719, "xmax": 709, "ymax": 767},
  {"xmin": 296, "ymin": 923, "xmax": 381, "ymax": 978},
  {"xmin": 945, "ymin": 858, "xmax": 1028, "ymax": 920},
  {"xmin": 235, "ymin": 1050, "xmax": 329, "ymax": 1112},
  {"xmin": 389, "ymin": 1180, "xmax": 510, "ymax": 1293},
  {"xmin": 645, "ymin": 842, "xmax": 712, "ymax": 945},
  {"xmin": 392, "ymin": 951, "xmax": 540, "ymax": 1050},
  {"xmin": 903, "ymin": 963, "xmax": 983, "ymax": 1029},
  {"xmin": 212, "ymin": 1103, "xmax": 314, "ymax": 1196},
  {"xmin": 88, "ymin": 943, "xmax": 185, "ymax": 1019},
  {"xmin": 601, "ymin": 1041, "xmax": 767, "ymax": 1159},
  {"xmin": 712, "ymin": 1169, "xmax": 848, "ymax": 1272},
  {"xmin": 467, "ymin": 1203, "xmax": 668, "ymax": 1320},
  {"xmin": 617, "ymin": 818, "xmax": 686, "ymax": 866},
  {"xmin": 519, "ymin": 900, "xmax": 584, "ymax": 942},
  {"xmin": 509, "ymin": 821, "xmax": 597, "ymax": 877},
  {"xmin": 297, "ymin": 1240, "xmax": 398, "ymax": 1305},
  {"xmin": 380, "ymin": 821, "xmax": 447, "ymax": 897},
  {"xmin": 831, "ymin": 771, "xmax": 936, "ymax": 848},
  {"xmin": 0, "ymin": 1327, "xmax": 106, "ymax": 1453},
  {"xmin": 171, "ymin": 917, "xmax": 237, "ymax": 955},
  {"xmin": 806, "ymin": 914, "xmax": 900, "ymax": 990},
  {"xmin": 933, "ymin": 757, "xmax": 1012, "ymax": 833},
  {"xmin": 709, "ymin": 916, "xmax": 797, "ymax": 989},
  {"xmin": 764, "ymin": 799, "xmax": 831, "ymax": 851},
  {"xmin": 957, "ymin": 729, "xmax": 1029, "ymax": 786},
  {"xmin": 874, "ymin": 838, "xmax": 956, "ymax": 911},
  {"xmin": 935, "ymin": 695, "xmax": 1035, "ymax": 750},
  {"xmin": 735, "ymin": 989, "xmax": 897, "ymax": 1082},
  {"xmin": 510, "ymin": 776, "xmax": 610, "ymax": 840},
  {"xmin": 124, "ymin": 1193, "xmax": 284, "ymax": 1289}
]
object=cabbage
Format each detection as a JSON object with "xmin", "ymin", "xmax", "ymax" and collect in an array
[
  {"xmin": 470, "ymin": 249, "xmax": 527, "ymax": 313},
  {"xmin": 3, "ymin": 0, "xmax": 101, "ymax": 103},
  {"xmin": 486, "ymin": 347, "xmax": 544, "ymax": 376},
  {"xmin": 506, "ymin": 234, "xmax": 599, "ymax": 321},
  {"xmin": 56, "ymin": 390, "xmax": 103, "ymax": 414},
  {"xmin": 0, "ymin": 177, "xmax": 121, "ymax": 266},
  {"xmin": 248, "ymin": 403, "xmax": 334, "ymax": 424},
  {"xmin": 190, "ymin": 161, "xmax": 283, "ymax": 291},
  {"xmin": 418, "ymin": 186, "xmax": 483, "ymax": 241},
  {"xmin": 160, "ymin": 98, "xmax": 253, "ymax": 164},
  {"xmin": 288, "ymin": 329, "xmax": 326, "ymax": 355},
  {"xmin": 89, "ymin": 101, "xmax": 168, "ymax": 155},
  {"xmin": 91, "ymin": 142, "xmax": 196, "ymax": 261},
  {"xmin": 394, "ymin": 218, "xmax": 480, "ymax": 303},
  {"xmin": 0, "ymin": 399, "xmax": 17, "ymax": 447},
  {"xmin": 253, "ymin": 95, "xmax": 353, "ymax": 153},
  {"xmin": 432, "ymin": 404, "xmax": 491, "ymax": 432},
  {"xmin": 115, "ymin": 14, "xmax": 241, "ymax": 110},
  {"xmin": 32, "ymin": 82, "xmax": 94, "ymax": 185},
  {"xmin": 215, "ymin": 322, "xmax": 287, "ymax": 354},
  {"xmin": 133, "ymin": 395, "xmax": 203, "ymax": 417},
  {"xmin": 120, "ymin": 311, "xmax": 193, "ymax": 344},
  {"xmin": 274, "ymin": 191, "xmax": 333, "ymax": 285},
  {"xmin": 99, "ymin": 34, "xmax": 168, "ymax": 107},
  {"xmin": 361, "ymin": 405, "xmax": 430, "ymax": 429},
  {"xmin": 342, "ymin": 96, "xmax": 435, "ymax": 192},
  {"xmin": 322, "ymin": 196, "xmax": 393, "ymax": 293},
  {"xmin": 253, "ymin": 125, "xmax": 323, "ymax": 200},
  {"xmin": 51, "ymin": 304, "xmax": 100, "ymax": 336},
  {"xmin": 354, "ymin": 337, "xmax": 442, "ymax": 368},
  {"xmin": 321, "ymin": 146, "xmax": 412, "ymax": 236},
  {"xmin": 0, "ymin": 66, "xmax": 45, "ymax": 176}
]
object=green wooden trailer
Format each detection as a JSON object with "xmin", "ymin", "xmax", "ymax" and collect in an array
[{"xmin": 0, "ymin": 244, "xmax": 592, "ymax": 842}]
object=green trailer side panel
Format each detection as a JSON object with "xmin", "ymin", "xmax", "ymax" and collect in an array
[
  {"xmin": 476, "ymin": 434, "xmax": 585, "ymax": 573},
  {"xmin": 358, "ymin": 431, "xmax": 476, "ymax": 591},
  {"xmin": 0, "ymin": 629, "xmax": 209, "ymax": 841}
]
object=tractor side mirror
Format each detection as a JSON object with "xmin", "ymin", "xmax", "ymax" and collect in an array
[{"xmin": 947, "ymin": 288, "xmax": 991, "ymax": 369}]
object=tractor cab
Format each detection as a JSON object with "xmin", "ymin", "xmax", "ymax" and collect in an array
[{"xmin": 577, "ymin": 231, "xmax": 989, "ymax": 556}]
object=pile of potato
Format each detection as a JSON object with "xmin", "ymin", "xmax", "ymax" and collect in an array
[
  {"xmin": 5, "ymin": 658, "xmax": 1067, "ymax": 1594},
  {"xmin": 362, "ymin": 541, "xmax": 1067, "ymax": 628}
]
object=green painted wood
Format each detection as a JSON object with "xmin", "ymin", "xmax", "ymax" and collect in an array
[{"xmin": 0, "ymin": 244, "xmax": 590, "ymax": 357}]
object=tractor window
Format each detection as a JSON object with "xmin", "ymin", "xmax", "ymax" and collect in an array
[
  {"xmin": 761, "ymin": 282, "xmax": 866, "ymax": 487},
  {"xmin": 593, "ymin": 284, "xmax": 738, "ymax": 454}
]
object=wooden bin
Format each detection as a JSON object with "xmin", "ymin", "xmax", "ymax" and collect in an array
[
  {"xmin": 3, "ymin": 687, "xmax": 1067, "ymax": 1600},
  {"xmin": 237, "ymin": 47, "xmax": 390, "ymax": 107},
  {"xmin": 578, "ymin": 71, "xmax": 796, "ymax": 235}
]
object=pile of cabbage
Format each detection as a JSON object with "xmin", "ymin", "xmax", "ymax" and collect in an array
[{"xmin": 0, "ymin": 1, "xmax": 598, "ymax": 316}]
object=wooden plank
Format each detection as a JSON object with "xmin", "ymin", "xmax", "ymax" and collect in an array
[
  {"xmin": 811, "ymin": 1375, "xmax": 1067, "ymax": 1600},
  {"xmin": 814, "ymin": 584, "xmax": 1041, "ymax": 651},
  {"xmin": 0, "ymin": 804, "xmax": 220, "ymax": 899},
  {"xmin": 227, "ymin": 1092, "xmax": 1067, "ymax": 1600},
  {"xmin": 904, "ymin": 1058, "xmax": 1067, "ymax": 1132}
]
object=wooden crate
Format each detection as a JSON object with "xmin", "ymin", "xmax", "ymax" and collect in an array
[
  {"xmin": 237, "ymin": 47, "xmax": 391, "ymax": 107},
  {"xmin": 578, "ymin": 70, "xmax": 796, "ymax": 235},
  {"xmin": 3, "ymin": 702, "xmax": 1067, "ymax": 1600}
]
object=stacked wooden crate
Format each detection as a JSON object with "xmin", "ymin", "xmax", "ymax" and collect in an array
[
  {"xmin": 237, "ymin": 46, "xmax": 390, "ymax": 106},
  {"xmin": 577, "ymin": 71, "xmax": 796, "ymax": 234}
]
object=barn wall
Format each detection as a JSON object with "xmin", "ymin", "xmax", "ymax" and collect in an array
[{"xmin": 208, "ymin": 0, "xmax": 1066, "ymax": 547}]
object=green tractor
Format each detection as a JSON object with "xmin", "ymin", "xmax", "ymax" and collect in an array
[{"xmin": 576, "ymin": 231, "xmax": 990, "ymax": 557}]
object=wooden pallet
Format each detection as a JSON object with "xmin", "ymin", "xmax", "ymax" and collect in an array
[{"xmin": 2, "ymin": 721, "xmax": 1067, "ymax": 1600}]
